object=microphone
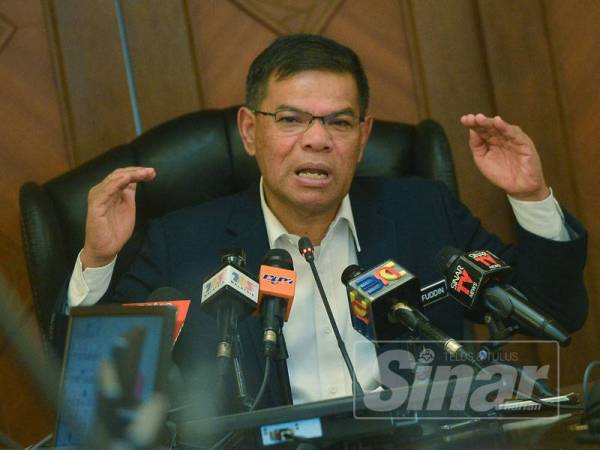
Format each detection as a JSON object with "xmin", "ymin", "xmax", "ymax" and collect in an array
[
  {"xmin": 341, "ymin": 261, "xmax": 420, "ymax": 342},
  {"xmin": 341, "ymin": 262, "xmax": 485, "ymax": 371},
  {"xmin": 200, "ymin": 249, "xmax": 259, "ymax": 365},
  {"xmin": 435, "ymin": 247, "xmax": 570, "ymax": 345},
  {"xmin": 298, "ymin": 237, "xmax": 363, "ymax": 396},
  {"xmin": 255, "ymin": 249, "xmax": 296, "ymax": 357}
]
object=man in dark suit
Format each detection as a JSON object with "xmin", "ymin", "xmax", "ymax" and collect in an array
[{"xmin": 66, "ymin": 35, "xmax": 587, "ymax": 413}]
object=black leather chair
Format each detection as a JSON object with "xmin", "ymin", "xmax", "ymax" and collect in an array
[{"xmin": 19, "ymin": 105, "xmax": 457, "ymax": 345}]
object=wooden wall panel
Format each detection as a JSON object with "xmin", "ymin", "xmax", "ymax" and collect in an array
[
  {"xmin": 408, "ymin": 0, "xmax": 514, "ymax": 242},
  {"xmin": 476, "ymin": 0, "xmax": 577, "ymax": 384},
  {"xmin": 477, "ymin": 0, "xmax": 578, "ymax": 213},
  {"xmin": 116, "ymin": 0, "xmax": 203, "ymax": 131},
  {"xmin": 47, "ymin": 0, "xmax": 203, "ymax": 165},
  {"xmin": 186, "ymin": 0, "xmax": 276, "ymax": 109},
  {"xmin": 0, "ymin": 0, "xmax": 597, "ymax": 443},
  {"xmin": 0, "ymin": 0, "xmax": 65, "ymax": 444},
  {"xmin": 473, "ymin": 0, "xmax": 600, "ymax": 386},
  {"xmin": 326, "ymin": 0, "xmax": 421, "ymax": 123},
  {"xmin": 230, "ymin": 0, "xmax": 344, "ymax": 35},
  {"xmin": 46, "ymin": 0, "xmax": 134, "ymax": 165},
  {"xmin": 188, "ymin": 0, "xmax": 421, "ymax": 123},
  {"xmin": 544, "ymin": 0, "xmax": 600, "ymax": 377}
]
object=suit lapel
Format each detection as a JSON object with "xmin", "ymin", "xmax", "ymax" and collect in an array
[
  {"xmin": 224, "ymin": 184, "xmax": 290, "ymax": 405},
  {"xmin": 350, "ymin": 180, "xmax": 398, "ymax": 270},
  {"xmin": 225, "ymin": 183, "xmax": 269, "ymax": 275}
]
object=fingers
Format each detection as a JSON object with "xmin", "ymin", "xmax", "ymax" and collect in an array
[
  {"xmin": 89, "ymin": 167, "xmax": 156, "ymax": 208},
  {"xmin": 107, "ymin": 167, "xmax": 156, "ymax": 189},
  {"xmin": 461, "ymin": 113, "xmax": 504, "ymax": 131},
  {"xmin": 467, "ymin": 128, "xmax": 486, "ymax": 152},
  {"xmin": 460, "ymin": 113, "xmax": 521, "ymax": 141}
]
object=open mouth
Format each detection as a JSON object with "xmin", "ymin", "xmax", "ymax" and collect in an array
[{"xmin": 296, "ymin": 167, "xmax": 330, "ymax": 179}]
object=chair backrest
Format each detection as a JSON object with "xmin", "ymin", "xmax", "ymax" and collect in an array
[{"xmin": 20, "ymin": 105, "xmax": 457, "ymax": 342}]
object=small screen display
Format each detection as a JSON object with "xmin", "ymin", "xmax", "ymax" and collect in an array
[{"xmin": 54, "ymin": 314, "xmax": 164, "ymax": 448}]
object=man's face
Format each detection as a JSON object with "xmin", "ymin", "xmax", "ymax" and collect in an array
[{"xmin": 238, "ymin": 70, "xmax": 372, "ymax": 220}]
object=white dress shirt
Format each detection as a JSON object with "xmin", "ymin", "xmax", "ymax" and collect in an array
[
  {"xmin": 259, "ymin": 180, "xmax": 380, "ymax": 403},
  {"xmin": 67, "ymin": 180, "xmax": 571, "ymax": 403}
]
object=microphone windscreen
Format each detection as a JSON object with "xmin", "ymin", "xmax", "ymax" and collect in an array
[
  {"xmin": 263, "ymin": 248, "xmax": 293, "ymax": 270},
  {"xmin": 341, "ymin": 264, "xmax": 362, "ymax": 285},
  {"xmin": 298, "ymin": 237, "xmax": 313, "ymax": 252},
  {"xmin": 434, "ymin": 246, "xmax": 462, "ymax": 274}
]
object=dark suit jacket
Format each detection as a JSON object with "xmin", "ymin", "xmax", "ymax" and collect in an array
[{"xmin": 61, "ymin": 176, "xmax": 589, "ymax": 418}]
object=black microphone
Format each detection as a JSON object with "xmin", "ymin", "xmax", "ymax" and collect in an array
[
  {"xmin": 298, "ymin": 237, "xmax": 364, "ymax": 396},
  {"xmin": 200, "ymin": 249, "xmax": 259, "ymax": 367},
  {"xmin": 341, "ymin": 263, "xmax": 484, "ymax": 371},
  {"xmin": 255, "ymin": 249, "xmax": 296, "ymax": 357},
  {"xmin": 435, "ymin": 247, "xmax": 570, "ymax": 346}
]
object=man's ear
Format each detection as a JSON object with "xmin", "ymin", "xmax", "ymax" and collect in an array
[
  {"xmin": 237, "ymin": 106, "xmax": 257, "ymax": 156},
  {"xmin": 357, "ymin": 115, "xmax": 373, "ymax": 163}
]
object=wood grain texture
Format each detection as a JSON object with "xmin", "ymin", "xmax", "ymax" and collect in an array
[
  {"xmin": 544, "ymin": 0, "xmax": 600, "ymax": 384},
  {"xmin": 477, "ymin": 0, "xmax": 578, "ymax": 213},
  {"xmin": 115, "ymin": 0, "xmax": 202, "ymax": 132},
  {"xmin": 47, "ymin": 0, "xmax": 204, "ymax": 164},
  {"xmin": 189, "ymin": 0, "xmax": 421, "ymax": 122},
  {"xmin": 326, "ymin": 0, "xmax": 420, "ymax": 123},
  {"xmin": 230, "ymin": 0, "xmax": 343, "ymax": 35},
  {"xmin": 408, "ymin": 0, "xmax": 515, "ymax": 242},
  {"xmin": 0, "ymin": 0, "xmax": 65, "ymax": 443},
  {"xmin": 47, "ymin": 0, "xmax": 134, "ymax": 165},
  {"xmin": 0, "ymin": 11, "xmax": 16, "ymax": 52},
  {"xmin": 187, "ymin": 0, "xmax": 277, "ymax": 109}
]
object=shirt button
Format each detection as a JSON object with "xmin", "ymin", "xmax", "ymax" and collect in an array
[
  {"xmin": 329, "ymin": 386, "xmax": 337, "ymax": 394},
  {"xmin": 324, "ymin": 327, "xmax": 332, "ymax": 335}
]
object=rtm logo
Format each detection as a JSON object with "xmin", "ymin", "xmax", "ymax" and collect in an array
[
  {"xmin": 450, "ymin": 265, "xmax": 476, "ymax": 297},
  {"xmin": 469, "ymin": 251, "xmax": 497, "ymax": 267},
  {"xmin": 262, "ymin": 274, "xmax": 294, "ymax": 285},
  {"xmin": 356, "ymin": 261, "xmax": 406, "ymax": 295}
]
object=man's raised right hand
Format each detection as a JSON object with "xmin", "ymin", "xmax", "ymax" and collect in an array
[{"xmin": 81, "ymin": 167, "xmax": 156, "ymax": 269}]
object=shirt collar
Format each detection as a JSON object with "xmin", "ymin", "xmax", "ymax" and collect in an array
[{"xmin": 259, "ymin": 177, "xmax": 361, "ymax": 252}]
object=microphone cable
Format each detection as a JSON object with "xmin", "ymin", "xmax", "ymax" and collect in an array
[{"xmin": 202, "ymin": 357, "xmax": 272, "ymax": 450}]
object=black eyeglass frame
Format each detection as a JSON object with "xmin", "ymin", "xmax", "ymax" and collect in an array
[{"xmin": 251, "ymin": 108, "xmax": 365, "ymax": 132}]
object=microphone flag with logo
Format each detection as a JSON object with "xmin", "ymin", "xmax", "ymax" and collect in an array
[
  {"xmin": 200, "ymin": 249, "xmax": 259, "ymax": 361},
  {"xmin": 256, "ymin": 249, "xmax": 296, "ymax": 357},
  {"xmin": 436, "ymin": 247, "xmax": 512, "ymax": 309},
  {"xmin": 341, "ymin": 260, "xmax": 420, "ymax": 342},
  {"xmin": 435, "ymin": 247, "xmax": 570, "ymax": 345}
]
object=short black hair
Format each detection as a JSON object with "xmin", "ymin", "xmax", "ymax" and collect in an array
[{"xmin": 246, "ymin": 34, "xmax": 369, "ymax": 117}]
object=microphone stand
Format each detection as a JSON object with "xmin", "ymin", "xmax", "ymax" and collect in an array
[
  {"xmin": 480, "ymin": 311, "xmax": 519, "ymax": 352},
  {"xmin": 479, "ymin": 311, "xmax": 555, "ymax": 398},
  {"xmin": 299, "ymin": 237, "xmax": 364, "ymax": 397},
  {"xmin": 216, "ymin": 306, "xmax": 255, "ymax": 412},
  {"xmin": 274, "ymin": 331, "xmax": 293, "ymax": 405},
  {"xmin": 232, "ymin": 332, "xmax": 254, "ymax": 409}
]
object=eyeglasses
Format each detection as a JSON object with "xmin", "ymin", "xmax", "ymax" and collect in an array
[{"xmin": 252, "ymin": 108, "xmax": 364, "ymax": 136}]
